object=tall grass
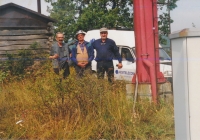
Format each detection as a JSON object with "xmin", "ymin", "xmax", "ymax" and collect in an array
[{"xmin": 0, "ymin": 61, "xmax": 174, "ymax": 139}]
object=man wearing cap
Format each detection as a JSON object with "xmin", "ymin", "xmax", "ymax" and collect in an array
[
  {"xmin": 71, "ymin": 30, "xmax": 94, "ymax": 78},
  {"xmin": 92, "ymin": 27, "xmax": 123, "ymax": 83},
  {"xmin": 49, "ymin": 32, "xmax": 71, "ymax": 79}
]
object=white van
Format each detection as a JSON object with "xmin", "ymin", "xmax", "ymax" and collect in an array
[{"xmin": 84, "ymin": 29, "xmax": 172, "ymax": 82}]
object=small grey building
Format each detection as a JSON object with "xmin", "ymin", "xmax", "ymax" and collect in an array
[{"xmin": 0, "ymin": 2, "xmax": 56, "ymax": 57}]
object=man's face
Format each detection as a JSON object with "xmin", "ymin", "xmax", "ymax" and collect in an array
[
  {"xmin": 77, "ymin": 33, "xmax": 85, "ymax": 42},
  {"xmin": 100, "ymin": 31, "xmax": 108, "ymax": 40},
  {"xmin": 56, "ymin": 33, "xmax": 64, "ymax": 44}
]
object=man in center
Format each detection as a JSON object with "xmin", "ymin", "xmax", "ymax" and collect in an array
[
  {"xmin": 92, "ymin": 27, "xmax": 123, "ymax": 83},
  {"xmin": 71, "ymin": 30, "xmax": 94, "ymax": 78}
]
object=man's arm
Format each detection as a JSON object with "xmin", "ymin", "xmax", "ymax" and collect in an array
[
  {"xmin": 112, "ymin": 41, "xmax": 122, "ymax": 63},
  {"xmin": 68, "ymin": 47, "xmax": 72, "ymax": 58},
  {"xmin": 112, "ymin": 41, "xmax": 123, "ymax": 69},
  {"xmin": 71, "ymin": 45, "xmax": 78, "ymax": 64},
  {"xmin": 49, "ymin": 45, "xmax": 59, "ymax": 59},
  {"xmin": 88, "ymin": 43, "xmax": 94, "ymax": 62}
]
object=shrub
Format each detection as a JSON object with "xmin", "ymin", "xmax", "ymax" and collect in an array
[
  {"xmin": 0, "ymin": 64, "xmax": 174, "ymax": 139},
  {"xmin": 0, "ymin": 42, "xmax": 48, "ymax": 81}
]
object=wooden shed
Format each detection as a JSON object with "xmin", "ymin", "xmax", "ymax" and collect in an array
[{"xmin": 0, "ymin": 2, "xmax": 56, "ymax": 57}]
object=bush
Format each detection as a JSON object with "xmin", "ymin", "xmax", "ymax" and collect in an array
[
  {"xmin": 0, "ymin": 63, "xmax": 175, "ymax": 139},
  {"xmin": 0, "ymin": 42, "xmax": 48, "ymax": 82}
]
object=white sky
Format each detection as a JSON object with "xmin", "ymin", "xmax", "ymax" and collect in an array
[
  {"xmin": 0, "ymin": 0, "xmax": 200, "ymax": 32},
  {"xmin": 170, "ymin": 0, "xmax": 200, "ymax": 32},
  {"xmin": 0, "ymin": 0, "xmax": 51, "ymax": 16}
]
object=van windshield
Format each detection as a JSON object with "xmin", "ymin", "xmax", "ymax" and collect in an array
[
  {"xmin": 132, "ymin": 48, "xmax": 171, "ymax": 60},
  {"xmin": 159, "ymin": 48, "xmax": 171, "ymax": 60}
]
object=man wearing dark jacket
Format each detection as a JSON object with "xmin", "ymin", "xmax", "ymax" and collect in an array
[
  {"xmin": 71, "ymin": 30, "xmax": 94, "ymax": 78},
  {"xmin": 92, "ymin": 27, "xmax": 123, "ymax": 83}
]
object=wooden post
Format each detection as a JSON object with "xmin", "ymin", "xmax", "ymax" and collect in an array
[{"xmin": 37, "ymin": 0, "xmax": 41, "ymax": 14}]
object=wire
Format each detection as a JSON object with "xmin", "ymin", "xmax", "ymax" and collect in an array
[{"xmin": 133, "ymin": 74, "xmax": 138, "ymax": 114}]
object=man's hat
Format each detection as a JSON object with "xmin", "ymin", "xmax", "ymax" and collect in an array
[
  {"xmin": 100, "ymin": 27, "xmax": 108, "ymax": 32},
  {"xmin": 75, "ymin": 30, "xmax": 86, "ymax": 38}
]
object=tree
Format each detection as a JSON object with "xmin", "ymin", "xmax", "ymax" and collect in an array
[
  {"xmin": 158, "ymin": 0, "xmax": 178, "ymax": 44},
  {"xmin": 45, "ymin": 0, "xmax": 177, "ymax": 43},
  {"xmin": 45, "ymin": 0, "xmax": 133, "ymax": 40},
  {"xmin": 46, "ymin": 0, "xmax": 77, "ymax": 41},
  {"xmin": 75, "ymin": 0, "xmax": 133, "ymax": 30}
]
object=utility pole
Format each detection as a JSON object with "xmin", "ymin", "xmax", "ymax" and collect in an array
[
  {"xmin": 133, "ymin": 0, "xmax": 166, "ymax": 104},
  {"xmin": 37, "ymin": 0, "xmax": 41, "ymax": 14},
  {"xmin": 168, "ymin": 0, "xmax": 171, "ymax": 34}
]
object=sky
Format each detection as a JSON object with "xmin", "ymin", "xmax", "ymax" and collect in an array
[
  {"xmin": 0, "ymin": 0, "xmax": 200, "ymax": 33},
  {"xmin": 0, "ymin": 0, "xmax": 51, "ymax": 16},
  {"xmin": 170, "ymin": 0, "xmax": 200, "ymax": 32}
]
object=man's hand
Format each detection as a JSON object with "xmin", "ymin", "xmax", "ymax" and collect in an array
[
  {"xmin": 49, "ymin": 54, "xmax": 59, "ymax": 59},
  {"xmin": 49, "ymin": 56, "xmax": 54, "ymax": 59},
  {"xmin": 77, "ymin": 62, "xmax": 85, "ymax": 68},
  {"xmin": 83, "ymin": 62, "xmax": 88, "ymax": 66},
  {"xmin": 117, "ymin": 63, "xmax": 123, "ymax": 69},
  {"xmin": 77, "ymin": 62, "xmax": 88, "ymax": 68}
]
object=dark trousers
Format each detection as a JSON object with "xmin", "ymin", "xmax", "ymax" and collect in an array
[
  {"xmin": 74, "ymin": 63, "xmax": 91, "ymax": 78},
  {"xmin": 97, "ymin": 61, "xmax": 114, "ymax": 83},
  {"xmin": 54, "ymin": 62, "xmax": 70, "ymax": 79}
]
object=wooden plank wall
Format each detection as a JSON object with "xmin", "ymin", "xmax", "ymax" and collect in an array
[{"xmin": 0, "ymin": 22, "xmax": 54, "ymax": 56}]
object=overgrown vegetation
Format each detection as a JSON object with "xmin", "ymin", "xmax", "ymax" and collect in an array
[
  {"xmin": 0, "ymin": 47, "xmax": 174, "ymax": 139},
  {"xmin": 0, "ymin": 42, "xmax": 47, "ymax": 82}
]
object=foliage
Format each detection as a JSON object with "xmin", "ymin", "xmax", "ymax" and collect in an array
[
  {"xmin": 0, "ymin": 66, "xmax": 8, "ymax": 84},
  {"xmin": 45, "ymin": 0, "xmax": 133, "ymax": 41},
  {"xmin": 46, "ymin": 0, "xmax": 77, "ymax": 40},
  {"xmin": 5, "ymin": 50, "xmax": 33, "ymax": 76},
  {"xmin": 158, "ymin": 0, "xmax": 178, "ymax": 44},
  {"xmin": 45, "ymin": 0, "xmax": 178, "ymax": 44},
  {"xmin": 76, "ymin": 1, "xmax": 133, "ymax": 31},
  {"xmin": 0, "ymin": 62, "xmax": 174, "ymax": 139},
  {"xmin": 0, "ymin": 42, "xmax": 47, "ymax": 82}
]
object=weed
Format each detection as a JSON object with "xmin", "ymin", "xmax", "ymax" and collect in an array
[{"xmin": 0, "ymin": 61, "xmax": 174, "ymax": 139}]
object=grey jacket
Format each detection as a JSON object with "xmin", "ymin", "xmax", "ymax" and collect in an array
[{"xmin": 50, "ymin": 42, "xmax": 71, "ymax": 67}]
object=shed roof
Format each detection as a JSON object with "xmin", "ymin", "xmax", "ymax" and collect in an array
[{"xmin": 0, "ymin": 2, "xmax": 56, "ymax": 23}]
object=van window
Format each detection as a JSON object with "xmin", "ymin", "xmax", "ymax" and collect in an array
[
  {"xmin": 121, "ymin": 48, "xmax": 134, "ymax": 62},
  {"xmin": 159, "ymin": 48, "xmax": 171, "ymax": 60},
  {"xmin": 132, "ymin": 47, "xmax": 171, "ymax": 60}
]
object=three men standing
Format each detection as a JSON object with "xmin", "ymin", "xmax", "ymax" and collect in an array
[{"xmin": 49, "ymin": 28, "xmax": 122, "ymax": 82}]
